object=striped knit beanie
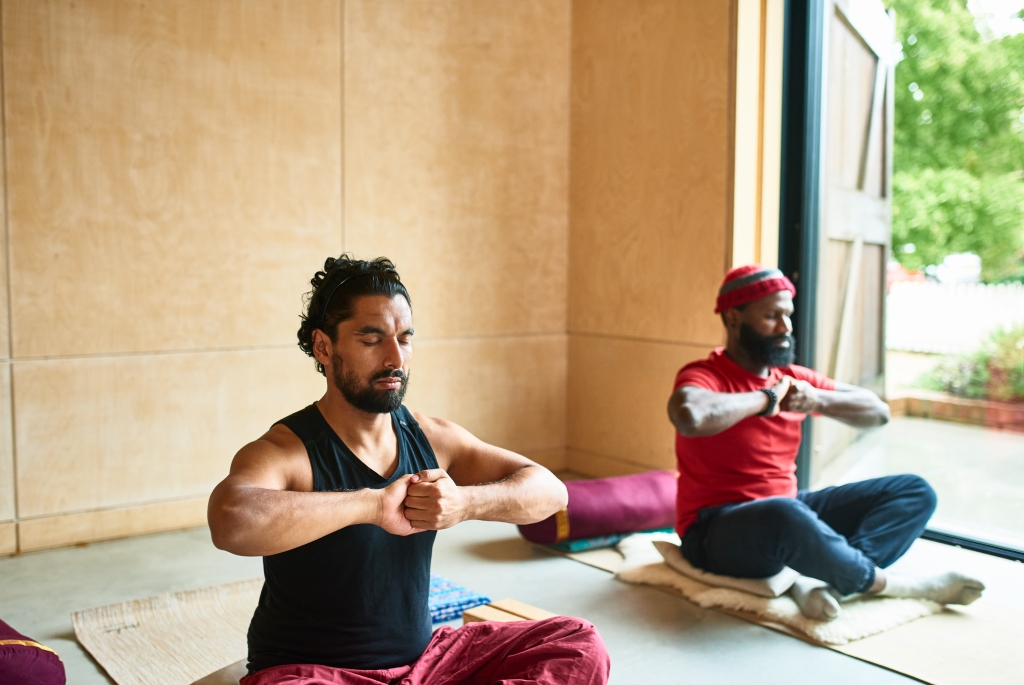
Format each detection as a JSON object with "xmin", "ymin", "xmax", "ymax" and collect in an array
[{"xmin": 714, "ymin": 265, "xmax": 796, "ymax": 314}]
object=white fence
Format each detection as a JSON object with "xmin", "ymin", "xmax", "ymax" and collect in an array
[{"xmin": 886, "ymin": 281, "xmax": 1024, "ymax": 355}]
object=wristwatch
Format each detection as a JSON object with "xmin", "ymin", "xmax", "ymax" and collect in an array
[{"xmin": 758, "ymin": 387, "xmax": 778, "ymax": 417}]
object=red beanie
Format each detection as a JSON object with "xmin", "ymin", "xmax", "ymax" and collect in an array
[{"xmin": 714, "ymin": 265, "xmax": 796, "ymax": 314}]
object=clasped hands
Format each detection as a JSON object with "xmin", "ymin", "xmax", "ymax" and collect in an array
[
  {"xmin": 764, "ymin": 375, "xmax": 821, "ymax": 417},
  {"xmin": 375, "ymin": 469, "xmax": 469, "ymax": 536}
]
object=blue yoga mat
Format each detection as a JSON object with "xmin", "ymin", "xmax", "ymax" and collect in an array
[{"xmin": 428, "ymin": 575, "xmax": 490, "ymax": 624}]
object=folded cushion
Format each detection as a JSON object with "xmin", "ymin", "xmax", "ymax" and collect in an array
[
  {"xmin": 0, "ymin": 618, "xmax": 66, "ymax": 685},
  {"xmin": 428, "ymin": 575, "xmax": 490, "ymax": 624},
  {"xmin": 518, "ymin": 471, "xmax": 676, "ymax": 544},
  {"xmin": 653, "ymin": 540, "xmax": 798, "ymax": 598}
]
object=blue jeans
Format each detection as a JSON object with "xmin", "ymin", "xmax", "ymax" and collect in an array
[{"xmin": 679, "ymin": 475, "xmax": 937, "ymax": 595}]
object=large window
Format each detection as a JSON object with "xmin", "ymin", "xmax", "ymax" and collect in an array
[{"xmin": 781, "ymin": 0, "xmax": 1024, "ymax": 557}]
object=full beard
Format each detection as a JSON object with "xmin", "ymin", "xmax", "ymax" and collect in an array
[
  {"xmin": 330, "ymin": 352, "xmax": 410, "ymax": 414},
  {"xmin": 739, "ymin": 323, "xmax": 796, "ymax": 368}
]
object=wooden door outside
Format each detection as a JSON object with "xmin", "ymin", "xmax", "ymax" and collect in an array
[{"xmin": 811, "ymin": 0, "xmax": 895, "ymax": 483}]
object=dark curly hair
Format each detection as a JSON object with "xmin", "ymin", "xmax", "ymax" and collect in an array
[{"xmin": 297, "ymin": 254, "xmax": 411, "ymax": 376}]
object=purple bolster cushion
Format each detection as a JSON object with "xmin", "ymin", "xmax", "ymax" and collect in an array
[
  {"xmin": 518, "ymin": 470, "xmax": 677, "ymax": 544},
  {"xmin": 0, "ymin": 618, "xmax": 66, "ymax": 685}
]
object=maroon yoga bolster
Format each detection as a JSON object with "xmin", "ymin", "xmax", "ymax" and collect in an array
[
  {"xmin": 0, "ymin": 618, "xmax": 66, "ymax": 685},
  {"xmin": 518, "ymin": 470, "xmax": 677, "ymax": 544}
]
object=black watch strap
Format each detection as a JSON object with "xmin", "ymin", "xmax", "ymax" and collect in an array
[{"xmin": 758, "ymin": 387, "xmax": 778, "ymax": 416}]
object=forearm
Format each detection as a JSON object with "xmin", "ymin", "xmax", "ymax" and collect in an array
[
  {"xmin": 208, "ymin": 484, "xmax": 379, "ymax": 556},
  {"xmin": 669, "ymin": 387, "xmax": 769, "ymax": 437},
  {"xmin": 815, "ymin": 389, "xmax": 890, "ymax": 427},
  {"xmin": 458, "ymin": 465, "xmax": 568, "ymax": 525}
]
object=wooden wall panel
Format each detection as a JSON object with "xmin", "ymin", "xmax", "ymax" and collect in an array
[
  {"xmin": 523, "ymin": 447, "xmax": 567, "ymax": 472},
  {"xmin": 18, "ymin": 497, "xmax": 207, "ymax": 553},
  {"xmin": 14, "ymin": 348, "xmax": 322, "ymax": 518},
  {"xmin": 0, "ymin": 364, "xmax": 13, "ymax": 522},
  {"xmin": 0, "ymin": 56, "xmax": 8, "ymax": 361},
  {"xmin": 826, "ymin": 11, "xmax": 878, "ymax": 195},
  {"xmin": 0, "ymin": 522, "xmax": 14, "ymax": 556},
  {"xmin": 568, "ymin": 335, "xmax": 707, "ymax": 474},
  {"xmin": 569, "ymin": 0, "xmax": 732, "ymax": 346},
  {"xmin": 404, "ymin": 336, "xmax": 567, "ymax": 456},
  {"xmin": 567, "ymin": 449, "xmax": 651, "ymax": 479},
  {"xmin": 3, "ymin": 0, "xmax": 342, "ymax": 358},
  {"xmin": 568, "ymin": 0, "xmax": 734, "ymax": 477},
  {"xmin": 344, "ymin": 0, "xmax": 570, "ymax": 340}
]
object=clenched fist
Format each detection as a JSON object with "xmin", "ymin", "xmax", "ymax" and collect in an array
[
  {"xmin": 778, "ymin": 376, "xmax": 821, "ymax": 414},
  {"xmin": 763, "ymin": 375, "xmax": 792, "ymax": 418},
  {"xmin": 375, "ymin": 474, "xmax": 426, "ymax": 536},
  {"xmin": 403, "ymin": 469, "xmax": 468, "ymax": 530}
]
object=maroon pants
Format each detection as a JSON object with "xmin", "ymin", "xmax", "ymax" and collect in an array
[{"xmin": 241, "ymin": 617, "xmax": 610, "ymax": 685}]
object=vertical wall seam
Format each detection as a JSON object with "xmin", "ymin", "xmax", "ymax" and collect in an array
[
  {"xmin": 0, "ymin": 0, "xmax": 20, "ymax": 551},
  {"xmin": 564, "ymin": 0, "xmax": 573, "ymax": 469},
  {"xmin": 339, "ymin": 0, "xmax": 346, "ymax": 254}
]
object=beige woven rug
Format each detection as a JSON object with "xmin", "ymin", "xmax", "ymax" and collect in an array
[
  {"xmin": 547, "ymin": 533, "xmax": 1024, "ymax": 685},
  {"xmin": 72, "ymin": 578, "xmax": 262, "ymax": 685}
]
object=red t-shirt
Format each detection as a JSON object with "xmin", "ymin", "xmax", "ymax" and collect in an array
[{"xmin": 673, "ymin": 347, "xmax": 836, "ymax": 535}]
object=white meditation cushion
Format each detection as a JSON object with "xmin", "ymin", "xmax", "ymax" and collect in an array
[{"xmin": 653, "ymin": 540, "xmax": 798, "ymax": 598}]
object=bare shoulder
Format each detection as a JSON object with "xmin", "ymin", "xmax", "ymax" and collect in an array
[
  {"xmin": 229, "ymin": 423, "xmax": 313, "ymax": 492},
  {"xmin": 410, "ymin": 412, "xmax": 476, "ymax": 449},
  {"xmin": 410, "ymin": 411, "xmax": 535, "ymax": 483},
  {"xmin": 410, "ymin": 411, "xmax": 481, "ymax": 469}
]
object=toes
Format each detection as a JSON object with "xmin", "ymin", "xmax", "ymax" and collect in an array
[
  {"xmin": 956, "ymin": 588, "xmax": 983, "ymax": 606},
  {"xmin": 810, "ymin": 590, "xmax": 841, "ymax": 621}
]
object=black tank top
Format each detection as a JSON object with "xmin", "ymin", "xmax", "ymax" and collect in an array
[{"xmin": 246, "ymin": 403, "xmax": 438, "ymax": 674}]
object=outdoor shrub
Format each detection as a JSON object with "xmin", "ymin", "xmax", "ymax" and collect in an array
[
  {"xmin": 915, "ymin": 323, "xmax": 1024, "ymax": 401},
  {"xmin": 985, "ymin": 326, "xmax": 1024, "ymax": 401}
]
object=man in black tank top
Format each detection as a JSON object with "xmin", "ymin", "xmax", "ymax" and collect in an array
[{"xmin": 209, "ymin": 256, "xmax": 609, "ymax": 685}]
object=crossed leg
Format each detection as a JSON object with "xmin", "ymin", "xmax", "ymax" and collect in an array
[
  {"xmin": 680, "ymin": 475, "xmax": 982, "ymax": 620},
  {"xmin": 241, "ymin": 616, "xmax": 610, "ymax": 685}
]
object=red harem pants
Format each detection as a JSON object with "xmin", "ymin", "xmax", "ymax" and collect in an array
[{"xmin": 240, "ymin": 616, "xmax": 610, "ymax": 685}]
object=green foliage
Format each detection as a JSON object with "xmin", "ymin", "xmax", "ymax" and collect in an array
[
  {"xmin": 885, "ymin": 0, "xmax": 1024, "ymax": 280},
  {"xmin": 889, "ymin": 0, "xmax": 1024, "ymax": 175},
  {"xmin": 892, "ymin": 168, "xmax": 1024, "ymax": 281},
  {"xmin": 916, "ymin": 323, "xmax": 1024, "ymax": 400}
]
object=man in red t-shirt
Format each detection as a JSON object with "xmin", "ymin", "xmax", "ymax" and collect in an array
[{"xmin": 666, "ymin": 265, "xmax": 984, "ymax": 621}]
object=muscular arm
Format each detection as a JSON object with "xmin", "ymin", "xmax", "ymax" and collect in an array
[
  {"xmin": 403, "ymin": 415, "xmax": 568, "ymax": 529},
  {"xmin": 207, "ymin": 426, "xmax": 418, "ymax": 556},
  {"xmin": 784, "ymin": 381, "xmax": 890, "ymax": 428},
  {"xmin": 667, "ymin": 377, "xmax": 790, "ymax": 438}
]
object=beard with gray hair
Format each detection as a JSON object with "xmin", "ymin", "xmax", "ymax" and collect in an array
[{"xmin": 330, "ymin": 352, "xmax": 410, "ymax": 414}]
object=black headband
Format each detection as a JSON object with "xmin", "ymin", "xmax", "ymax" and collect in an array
[{"xmin": 317, "ymin": 270, "xmax": 388, "ymax": 330}]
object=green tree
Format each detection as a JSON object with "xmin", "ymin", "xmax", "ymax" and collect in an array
[
  {"xmin": 887, "ymin": 0, "xmax": 1024, "ymax": 281},
  {"xmin": 892, "ymin": 168, "xmax": 1024, "ymax": 280}
]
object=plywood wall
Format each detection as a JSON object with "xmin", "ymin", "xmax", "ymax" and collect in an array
[
  {"xmin": 0, "ymin": 0, "xmax": 572, "ymax": 554},
  {"xmin": 1, "ymin": 0, "xmax": 338, "ymax": 553},
  {"xmin": 0, "ymin": 0, "xmax": 759, "ymax": 552},
  {"xmin": 567, "ymin": 0, "xmax": 736, "ymax": 476},
  {"xmin": 343, "ymin": 0, "xmax": 570, "ymax": 468},
  {"xmin": 0, "ymin": 48, "xmax": 12, "ymax": 552}
]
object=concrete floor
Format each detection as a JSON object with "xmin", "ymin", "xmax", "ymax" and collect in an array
[
  {"xmin": 822, "ymin": 417, "xmax": 1024, "ymax": 550},
  {"xmin": 2, "ymin": 520, "xmax": 1022, "ymax": 684}
]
